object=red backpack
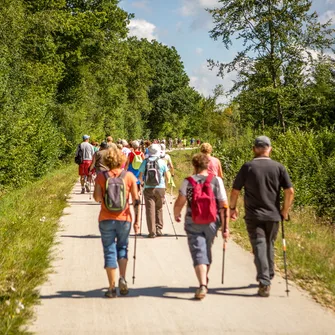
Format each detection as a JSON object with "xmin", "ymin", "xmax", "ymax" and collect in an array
[{"xmin": 186, "ymin": 175, "xmax": 217, "ymax": 224}]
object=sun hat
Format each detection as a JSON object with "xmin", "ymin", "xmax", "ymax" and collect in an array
[{"xmin": 148, "ymin": 144, "xmax": 161, "ymax": 158}]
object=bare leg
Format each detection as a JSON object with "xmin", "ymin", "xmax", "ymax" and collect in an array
[
  {"xmin": 195, "ymin": 264, "xmax": 207, "ymax": 286},
  {"xmin": 118, "ymin": 258, "xmax": 128, "ymax": 278},
  {"xmin": 105, "ymin": 267, "xmax": 117, "ymax": 289},
  {"xmin": 80, "ymin": 176, "xmax": 85, "ymax": 187}
]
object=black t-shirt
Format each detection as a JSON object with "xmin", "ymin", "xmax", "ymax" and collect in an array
[{"xmin": 233, "ymin": 158, "xmax": 293, "ymax": 222}]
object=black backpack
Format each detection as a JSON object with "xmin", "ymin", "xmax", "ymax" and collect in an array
[
  {"xmin": 75, "ymin": 144, "xmax": 83, "ymax": 165},
  {"xmin": 145, "ymin": 158, "xmax": 161, "ymax": 186}
]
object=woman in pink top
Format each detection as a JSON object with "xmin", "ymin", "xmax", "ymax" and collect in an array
[{"xmin": 200, "ymin": 143, "xmax": 223, "ymax": 178}]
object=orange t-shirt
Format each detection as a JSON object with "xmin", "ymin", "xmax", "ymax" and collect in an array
[{"xmin": 96, "ymin": 169, "xmax": 137, "ymax": 222}]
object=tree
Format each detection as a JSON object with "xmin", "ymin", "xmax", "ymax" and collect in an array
[{"xmin": 208, "ymin": 0, "xmax": 335, "ymax": 131}]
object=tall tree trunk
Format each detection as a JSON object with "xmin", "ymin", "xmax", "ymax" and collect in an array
[{"xmin": 268, "ymin": 0, "xmax": 286, "ymax": 132}]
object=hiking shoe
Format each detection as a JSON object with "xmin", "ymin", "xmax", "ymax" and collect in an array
[
  {"xmin": 105, "ymin": 288, "xmax": 117, "ymax": 298},
  {"xmin": 156, "ymin": 228, "xmax": 163, "ymax": 237},
  {"xmin": 147, "ymin": 232, "xmax": 155, "ymax": 238},
  {"xmin": 195, "ymin": 285, "xmax": 208, "ymax": 300},
  {"xmin": 258, "ymin": 283, "xmax": 271, "ymax": 297},
  {"xmin": 119, "ymin": 277, "xmax": 129, "ymax": 296},
  {"xmin": 85, "ymin": 183, "xmax": 90, "ymax": 193},
  {"xmin": 81, "ymin": 188, "xmax": 85, "ymax": 194}
]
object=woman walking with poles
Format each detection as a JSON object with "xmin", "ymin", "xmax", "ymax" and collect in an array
[
  {"xmin": 174, "ymin": 153, "xmax": 229, "ymax": 299},
  {"xmin": 93, "ymin": 145, "xmax": 140, "ymax": 298}
]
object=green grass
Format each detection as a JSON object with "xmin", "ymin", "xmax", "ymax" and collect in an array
[
  {"xmin": 0, "ymin": 165, "xmax": 77, "ymax": 334},
  {"xmin": 171, "ymin": 150, "xmax": 335, "ymax": 311}
]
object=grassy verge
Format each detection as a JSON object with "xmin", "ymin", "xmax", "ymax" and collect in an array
[
  {"xmin": 0, "ymin": 165, "xmax": 77, "ymax": 334},
  {"xmin": 170, "ymin": 150, "xmax": 335, "ymax": 311}
]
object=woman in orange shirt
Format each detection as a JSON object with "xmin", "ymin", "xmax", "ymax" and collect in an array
[{"xmin": 94, "ymin": 146, "xmax": 140, "ymax": 298}]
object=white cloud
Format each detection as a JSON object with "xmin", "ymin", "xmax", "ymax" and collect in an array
[
  {"xmin": 190, "ymin": 62, "xmax": 237, "ymax": 102},
  {"xmin": 128, "ymin": 19, "xmax": 158, "ymax": 41},
  {"xmin": 179, "ymin": 0, "xmax": 219, "ymax": 31},
  {"xmin": 319, "ymin": 10, "xmax": 335, "ymax": 24},
  {"xmin": 179, "ymin": 0, "xmax": 219, "ymax": 17},
  {"xmin": 132, "ymin": 0, "xmax": 149, "ymax": 9},
  {"xmin": 195, "ymin": 47, "xmax": 203, "ymax": 55}
]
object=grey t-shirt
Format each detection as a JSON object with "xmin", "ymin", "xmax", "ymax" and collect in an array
[
  {"xmin": 78, "ymin": 142, "xmax": 95, "ymax": 161},
  {"xmin": 180, "ymin": 175, "xmax": 227, "ymax": 225},
  {"xmin": 233, "ymin": 157, "xmax": 293, "ymax": 222}
]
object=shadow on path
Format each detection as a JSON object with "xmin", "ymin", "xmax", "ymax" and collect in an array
[
  {"xmin": 61, "ymin": 234, "xmax": 101, "ymax": 239},
  {"xmin": 39, "ymin": 284, "xmax": 259, "ymax": 301}
]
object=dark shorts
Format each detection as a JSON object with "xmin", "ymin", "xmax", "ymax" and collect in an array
[{"xmin": 185, "ymin": 222, "xmax": 218, "ymax": 267}]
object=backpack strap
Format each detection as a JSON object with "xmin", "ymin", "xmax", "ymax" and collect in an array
[
  {"xmin": 204, "ymin": 174, "xmax": 214, "ymax": 186},
  {"xmin": 119, "ymin": 170, "xmax": 127, "ymax": 179},
  {"xmin": 103, "ymin": 171, "xmax": 110, "ymax": 180},
  {"xmin": 186, "ymin": 176, "xmax": 197, "ymax": 187}
]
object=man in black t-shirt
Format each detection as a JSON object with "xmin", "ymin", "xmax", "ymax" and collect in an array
[{"xmin": 229, "ymin": 136, "xmax": 294, "ymax": 297}]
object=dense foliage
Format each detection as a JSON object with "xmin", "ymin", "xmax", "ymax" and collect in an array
[{"xmin": 0, "ymin": 0, "xmax": 203, "ymax": 192}]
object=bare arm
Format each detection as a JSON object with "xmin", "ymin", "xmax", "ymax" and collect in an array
[
  {"xmin": 174, "ymin": 194, "xmax": 187, "ymax": 222},
  {"xmin": 93, "ymin": 182, "xmax": 103, "ymax": 203},
  {"xmin": 218, "ymin": 161, "xmax": 224, "ymax": 179},
  {"xmin": 281, "ymin": 187, "xmax": 294, "ymax": 220},
  {"xmin": 89, "ymin": 154, "xmax": 96, "ymax": 173},
  {"xmin": 229, "ymin": 188, "xmax": 240, "ymax": 220},
  {"xmin": 218, "ymin": 200, "xmax": 230, "ymax": 239},
  {"xmin": 130, "ymin": 181, "xmax": 140, "ymax": 233}
]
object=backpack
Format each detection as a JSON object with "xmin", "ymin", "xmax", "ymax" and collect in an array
[
  {"xmin": 103, "ymin": 170, "xmax": 127, "ymax": 212},
  {"xmin": 75, "ymin": 144, "xmax": 83, "ymax": 165},
  {"xmin": 145, "ymin": 158, "xmax": 161, "ymax": 186},
  {"xmin": 186, "ymin": 175, "xmax": 217, "ymax": 224},
  {"xmin": 132, "ymin": 153, "xmax": 143, "ymax": 170}
]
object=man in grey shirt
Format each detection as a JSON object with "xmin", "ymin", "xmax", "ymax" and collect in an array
[
  {"xmin": 230, "ymin": 136, "xmax": 294, "ymax": 297},
  {"xmin": 76, "ymin": 135, "xmax": 95, "ymax": 194}
]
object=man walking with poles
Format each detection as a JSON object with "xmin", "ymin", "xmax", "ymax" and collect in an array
[{"xmin": 229, "ymin": 136, "xmax": 294, "ymax": 297}]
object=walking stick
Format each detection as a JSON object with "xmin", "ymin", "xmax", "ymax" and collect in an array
[
  {"xmin": 132, "ymin": 230, "xmax": 137, "ymax": 284},
  {"xmin": 139, "ymin": 191, "xmax": 144, "ymax": 236},
  {"xmin": 221, "ymin": 239, "xmax": 227, "ymax": 285},
  {"xmin": 89, "ymin": 177, "xmax": 92, "ymax": 200},
  {"xmin": 164, "ymin": 195, "xmax": 178, "ymax": 240},
  {"xmin": 281, "ymin": 219, "xmax": 290, "ymax": 296}
]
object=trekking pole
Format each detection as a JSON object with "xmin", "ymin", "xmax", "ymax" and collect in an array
[
  {"xmin": 164, "ymin": 195, "xmax": 178, "ymax": 240},
  {"xmin": 89, "ymin": 177, "xmax": 92, "ymax": 200},
  {"xmin": 139, "ymin": 191, "xmax": 144, "ymax": 236},
  {"xmin": 281, "ymin": 219, "xmax": 290, "ymax": 296},
  {"xmin": 132, "ymin": 230, "xmax": 137, "ymax": 285},
  {"xmin": 221, "ymin": 239, "xmax": 227, "ymax": 285}
]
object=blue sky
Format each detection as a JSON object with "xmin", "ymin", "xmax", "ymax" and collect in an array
[{"xmin": 119, "ymin": 0, "xmax": 335, "ymax": 99}]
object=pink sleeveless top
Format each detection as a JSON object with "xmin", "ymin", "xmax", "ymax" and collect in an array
[{"xmin": 208, "ymin": 156, "xmax": 221, "ymax": 176}]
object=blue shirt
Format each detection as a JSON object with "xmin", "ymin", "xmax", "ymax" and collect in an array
[{"xmin": 139, "ymin": 157, "xmax": 167, "ymax": 189}]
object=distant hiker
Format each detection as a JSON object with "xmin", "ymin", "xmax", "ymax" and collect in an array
[
  {"xmin": 106, "ymin": 136, "xmax": 114, "ymax": 148},
  {"xmin": 92, "ymin": 141, "xmax": 99, "ymax": 153},
  {"xmin": 93, "ymin": 145, "xmax": 140, "ymax": 298},
  {"xmin": 174, "ymin": 153, "xmax": 229, "ymax": 299},
  {"xmin": 121, "ymin": 140, "xmax": 131, "ymax": 157},
  {"xmin": 139, "ymin": 144, "xmax": 168, "ymax": 238},
  {"xmin": 125, "ymin": 141, "xmax": 145, "ymax": 191},
  {"xmin": 144, "ymin": 140, "xmax": 151, "ymax": 159},
  {"xmin": 160, "ymin": 144, "xmax": 175, "ymax": 191},
  {"xmin": 168, "ymin": 138, "xmax": 173, "ymax": 151},
  {"xmin": 89, "ymin": 141, "xmax": 109, "ymax": 175},
  {"xmin": 200, "ymin": 143, "xmax": 224, "ymax": 179},
  {"xmin": 75, "ymin": 135, "xmax": 95, "ymax": 194},
  {"xmin": 183, "ymin": 138, "xmax": 187, "ymax": 149},
  {"xmin": 196, "ymin": 139, "xmax": 200, "ymax": 146},
  {"xmin": 229, "ymin": 136, "xmax": 294, "ymax": 297}
]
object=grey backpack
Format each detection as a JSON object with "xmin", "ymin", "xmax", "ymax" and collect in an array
[
  {"xmin": 145, "ymin": 158, "xmax": 161, "ymax": 186},
  {"xmin": 103, "ymin": 170, "xmax": 127, "ymax": 212}
]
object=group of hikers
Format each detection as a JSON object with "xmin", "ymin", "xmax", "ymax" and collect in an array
[{"xmin": 75, "ymin": 134, "xmax": 294, "ymax": 300}]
